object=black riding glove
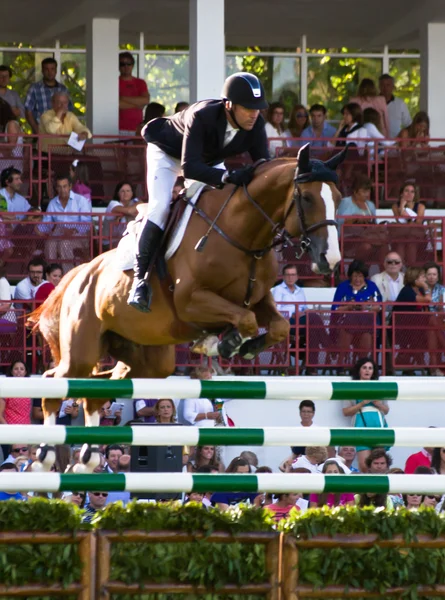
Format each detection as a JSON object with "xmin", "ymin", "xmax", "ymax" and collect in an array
[{"xmin": 225, "ymin": 165, "xmax": 255, "ymax": 187}]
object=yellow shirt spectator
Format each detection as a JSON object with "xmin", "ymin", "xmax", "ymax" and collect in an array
[{"xmin": 39, "ymin": 91, "xmax": 92, "ymax": 153}]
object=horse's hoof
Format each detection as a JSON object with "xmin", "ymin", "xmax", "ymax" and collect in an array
[
  {"xmin": 217, "ymin": 330, "xmax": 243, "ymax": 360},
  {"xmin": 238, "ymin": 333, "xmax": 268, "ymax": 360},
  {"xmin": 191, "ymin": 335, "xmax": 220, "ymax": 356}
]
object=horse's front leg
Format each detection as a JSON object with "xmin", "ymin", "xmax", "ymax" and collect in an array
[
  {"xmin": 238, "ymin": 292, "xmax": 290, "ymax": 359},
  {"xmin": 176, "ymin": 288, "xmax": 259, "ymax": 359}
]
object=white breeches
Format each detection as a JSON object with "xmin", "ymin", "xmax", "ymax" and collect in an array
[{"xmin": 144, "ymin": 143, "xmax": 225, "ymax": 230}]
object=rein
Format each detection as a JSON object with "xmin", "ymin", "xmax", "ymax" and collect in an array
[{"xmin": 188, "ymin": 165, "xmax": 337, "ymax": 306}]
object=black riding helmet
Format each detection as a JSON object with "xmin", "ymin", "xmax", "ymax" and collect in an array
[{"xmin": 221, "ymin": 72, "xmax": 268, "ymax": 111}]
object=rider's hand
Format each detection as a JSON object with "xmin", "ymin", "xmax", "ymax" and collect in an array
[{"xmin": 225, "ymin": 165, "xmax": 255, "ymax": 187}]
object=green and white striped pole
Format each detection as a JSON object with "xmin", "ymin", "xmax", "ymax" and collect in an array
[
  {"xmin": 0, "ymin": 473, "xmax": 444, "ymax": 494},
  {"xmin": 0, "ymin": 378, "xmax": 443, "ymax": 400},
  {"xmin": 0, "ymin": 425, "xmax": 444, "ymax": 448}
]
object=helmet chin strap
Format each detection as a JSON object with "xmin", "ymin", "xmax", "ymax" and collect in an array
[{"xmin": 225, "ymin": 102, "xmax": 245, "ymax": 131}]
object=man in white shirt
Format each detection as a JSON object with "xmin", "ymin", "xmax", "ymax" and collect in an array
[
  {"xmin": 379, "ymin": 74, "xmax": 412, "ymax": 139},
  {"xmin": 271, "ymin": 264, "xmax": 307, "ymax": 319},
  {"xmin": 371, "ymin": 252, "xmax": 404, "ymax": 302},
  {"xmin": 40, "ymin": 175, "xmax": 92, "ymax": 270},
  {"xmin": 14, "ymin": 257, "xmax": 46, "ymax": 311}
]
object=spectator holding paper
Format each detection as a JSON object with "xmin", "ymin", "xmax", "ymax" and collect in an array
[{"xmin": 39, "ymin": 92, "xmax": 92, "ymax": 153}]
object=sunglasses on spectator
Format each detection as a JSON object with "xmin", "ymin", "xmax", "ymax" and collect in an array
[
  {"xmin": 425, "ymin": 495, "xmax": 441, "ymax": 501},
  {"xmin": 296, "ymin": 113, "xmax": 307, "ymax": 118},
  {"xmin": 12, "ymin": 447, "xmax": 29, "ymax": 453},
  {"xmin": 386, "ymin": 260, "xmax": 401, "ymax": 265},
  {"xmin": 72, "ymin": 492, "xmax": 86, "ymax": 499},
  {"xmin": 119, "ymin": 62, "xmax": 133, "ymax": 67},
  {"xmin": 91, "ymin": 492, "xmax": 108, "ymax": 497}
]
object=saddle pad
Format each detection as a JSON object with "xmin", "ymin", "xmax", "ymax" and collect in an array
[{"xmin": 114, "ymin": 182, "xmax": 206, "ymax": 272}]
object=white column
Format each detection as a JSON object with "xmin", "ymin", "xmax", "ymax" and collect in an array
[
  {"xmin": 189, "ymin": 0, "xmax": 225, "ymax": 102},
  {"xmin": 86, "ymin": 18, "xmax": 119, "ymax": 135},
  {"xmin": 420, "ymin": 22, "xmax": 445, "ymax": 138}
]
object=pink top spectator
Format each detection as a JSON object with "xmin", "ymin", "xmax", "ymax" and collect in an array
[
  {"xmin": 349, "ymin": 95, "xmax": 389, "ymax": 137},
  {"xmin": 309, "ymin": 493, "xmax": 355, "ymax": 507},
  {"xmin": 4, "ymin": 397, "xmax": 32, "ymax": 424},
  {"xmin": 72, "ymin": 181, "xmax": 92, "ymax": 204}
]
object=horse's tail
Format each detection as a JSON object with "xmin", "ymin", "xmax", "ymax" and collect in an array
[{"xmin": 27, "ymin": 264, "xmax": 87, "ymax": 364}]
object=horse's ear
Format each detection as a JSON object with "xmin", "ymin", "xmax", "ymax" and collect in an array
[
  {"xmin": 296, "ymin": 143, "xmax": 311, "ymax": 176},
  {"xmin": 324, "ymin": 144, "xmax": 349, "ymax": 171}
]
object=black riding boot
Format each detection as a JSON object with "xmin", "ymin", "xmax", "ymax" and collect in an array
[{"xmin": 127, "ymin": 219, "xmax": 164, "ymax": 312}]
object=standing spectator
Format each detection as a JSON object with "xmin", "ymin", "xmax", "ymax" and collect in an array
[
  {"xmin": 264, "ymin": 102, "xmax": 291, "ymax": 157},
  {"xmin": 350, "ymin": 78, "xmax": 389, "ymax": 137},
  {"xmin": 0, "ymin": 65, "xmax": 24, "ymax": 118},
  {"xmin": 14, "ymin": 257, "xmax": 46, "ymax": 310},
  {"xmin": 398, "ymin": 111, "xmax": 429, "ymax": 148},
  {"xmin": 102, "ymin": 181, "xmax": 140, "ymax": 250},
  {"xmin": 39, "ymin": 92, "xmax": 92, "ymax": 154},
  {"xmin": 182, "ymin": 367, "xmax": 220, "ymax": 428},
  {"xmin": 404, "ymin": 443, "xmax": 433, "ymax": 474},
  {"xmin": 338, "ymin": 446, "xmax": 359, "ymax": 472},
  {"xmin": 309, "ymin": 459, "xmax": 355, "ymax": 508},
  {"xmin": 154, "ymin": 399, "xmax": 176, "ymax": 423},
  {"xmin": 333, "ymin": 103, "xmax": 368, "ymax": 149},
  {"xmin": 342, "ymin": 358, "xmax": 389, "ymax": 473},
  {"xmin": 287, "ymin": 104, "xmax": 309, "ymax": 142},
  {"xmin": 69, "ymin": 160, "xmax": 92, "ymax": 205},
  {"xmin": 301, "ymin": 104, "xmax": 336, "ymax": 147},
  {"xmin": 34, "ymin": 263, "xmax": 64, "ymax": 305},
  {"xmin": 0, "ymin": 360, "xmax": 31, "ymax": 425},
  {"xmin": 24, "ymin": 57, "xmax": 73, "ymax": 134},
  {"xmin": 118, "ymin": 52, "xmax": 150, "ymax": 135},
  {"xmin": 82, "ymin": 491, "xmax": 108, "ymax": 522},
  {"xmin": 379, "ymin": 74, "xmax": 412, "ymax": 139},
  {"xmin": 430, "ymin": 447, "xmax": 445, "ymax": 474},
  {"xmin": 133, "ymin": 397, "xmax": 157, "ymax": 423},
  {"xmin": 284, "ymin": 401, "xmax": 317, "ymax": 467},
  {"xmin": 371, "ymin": 252, "xmax": 404, "ymax": 302},
  {"xmin": 39, "ymin": 175, "xmax": 92, "ymax": 270}
]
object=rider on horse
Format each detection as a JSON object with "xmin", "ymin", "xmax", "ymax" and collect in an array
[{"xmin": 128, "ymin": 72, "xmax": 270, "ymax": 313}]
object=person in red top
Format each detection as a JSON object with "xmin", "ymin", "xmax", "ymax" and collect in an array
[
  {"xmin": 118, "ymin": 52, "xmax": 150, "ymax": 134},
  {"xmin": 35, "ymin": 263, "xmax": 63, "ymax": 305},
  {"xmin": 404, "ymin": 445, "xmax": 433, "ymax": 474},
  {"xmin": 267, "ymin": 493, "xmax": 301, "ymax": 522},
  {"xmin": 0, "ymin": 360, "xmax": 31, "ymax": 425}
]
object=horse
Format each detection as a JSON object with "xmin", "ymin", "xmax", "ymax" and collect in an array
[{"xmin": 29, "ymin": 144, "xmax": 347, "ymax": 468}]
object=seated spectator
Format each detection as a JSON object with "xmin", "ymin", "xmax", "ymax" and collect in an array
[
  {"xmin": 104, "ymin": 444, "xmax": 124, "ymax": 474},
  {"xmin": 133, "ymin": 397, "xmax": 157, "ymax": 422},
  {"xmin": 99, "ymin": 400, "xmax": 122, "ymax": 426},
  {"xmin": 301, "ymin": 104, "xmax": 336, "ymax": 147},
  {"xmin": 342, "ymin": 358, "xmax": 389, "ymax": 473},
  {"xmin": 403, "ymin": 493, "xmax": 422, "ymax": 510},
  {"xmin": 183, "ymin": 491, "xmax": 205, "ymax": 506},
  {"xmin": 379, "ymin": 74, "xmax": 412, "ymax": 139},
  {"xmin": 182, "ymin": 367, "xmax": 221, "ymax": 428},
  {"xmin": 365, "ymin": 448, "xmax": 392, "ymax": 474},
  {"xmin": 398, "ymin": 111, "xmax": 429, "ymax": 148},
  {"xmin": 187, "ymin": 445, "xmax": 223, "ymax": 473},
  {"xmin": 32, "ymin": 395, "xmax": 79, "ymax": 426},
  {"xmin": 14, "ymin": 257, "xmax": 46, "ymax": 311},
  {"xmin": 69, "ymin": 160, "xmax": 92, "ymax": 205},
  {"xmin": 39, "ymin": 92, "xmax": 92, "ymax": 154},
  {"xmin": 265, "ymin": 102, "xmax": 291, "ymax": 157},
  {"xmin": 61, "ymin": 491, "xmax": 86, "ymax": 508},
  {"xmin": 0, "ymin": 463, "xmax": 24, "ymax": 501},
  {"xmin": 292, "ymin": 446, "xmax": 328, "ymax": 473},
  {"xmin": 336, "ymin": 174, "xmax": 376, "ymax": 227},
  {"xmin": 404, "ymin": 442, "xmax": 433, "ymax": 474},
  {"xmin": 333, "ymin": 103, "xmax": 368, "ymax": 149},
  {"xmin": 267, "ymin": 493, "xmax": 300, "ymax": 521},
  {"xmin": 34, "ymin": 263, "xmax": 64, "ymax": 305},
  {"xmin": 371, "ymin": 252, "xmax": 404, "ymax": 302},
  {"xmin": 239, "ymin": 450, "xmax": 259, "ymax": 469},
  {"xmin": 430, "ymin": 447, "xmax": 445, "ymax": 474},
  {"xmin": 1, "ymin": 443, "xmax": 31, "ymax": 465},
  {"xmin": 356, "ymin": 490, "xmax": 393, "ymax": 509},
  {"xmin": 24, "ymin": 57, "xmax": 73, "ymax": 134},
  {"xmin": 309, "ymin": 459, "xmax": 355, "ymax": 508},
  {"xmin": 118, "ymin": 51, "xmax": 150, "ymax": 135},
  {"xmin": 271, "ymin": 264, "xmax": 307, "ymax": 319},
  {"xmin": 422, "ymin": 494, "xmax": 441, "ymax": 509},
  {"xmin": 211, "ymin": 457, "xmax": 256, "ymax": 510},
  {"xmin": 135, "ymin": 101, "xmax": 165, "ymax": 137},
  {"xmin": 102, "ymin": 181, "xmax": 140, "ymax": 250},
  {"xmin": 0, "ymin": 267, "xmax": 16, "ymax": 332},
  {"xmin": 0, "ymin": 65, "xmax": 24, "ymax": 119},
  {"xmin": 82, "ymin": 491, "xmax": 108, "ymax": 522},
  {"xmin": 0, "ymin": 166, "xmax": 31, "ymax": 217},
  {"xmin": 332, "ymin": 261, "xmax": 382, "ymax": 366},
  {"xmin": 392, "ymin": 181, "xmax": 425, "ymax": 224},
  {"xmin": 0, "ymin": 98, "xmax": 23, "ymax": 159},
  {"xmin": 39, "ymin": 175, "xmax": 92, "ymax": 270},
  {"xmin": 0, "ymin": 359, "xmax": 31, "ymax": 425},
  {"xmin": 154, "ymin": 398, "xmax": 176, "ymax": 423},
  {"xmin": 175, "ymin": 101, "xmax": 189, "ymax": 113},
  {"xmin": 287, "ymin": 104, "xmax": 309, "ymax": 144},
  {"xmin": 350, "ymin": 78, "xmax": 389, "ymax": 137},
  {"xmin": 338, "ymin": 446, "xmax": 359, "ymax": 472}
]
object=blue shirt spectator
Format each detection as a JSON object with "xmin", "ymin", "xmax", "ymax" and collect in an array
[
  {"xmin": 301, "ymin": 104, "xmax": 336, "ymax": 148},
  {"xmin": 133, "ymin": 398, "xmax": 157, "ymax": 423}
]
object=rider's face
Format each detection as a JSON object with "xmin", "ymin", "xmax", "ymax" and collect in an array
[{"xmin": 231, "ymin": 104, "xmax": 260, "ymax": 130}]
